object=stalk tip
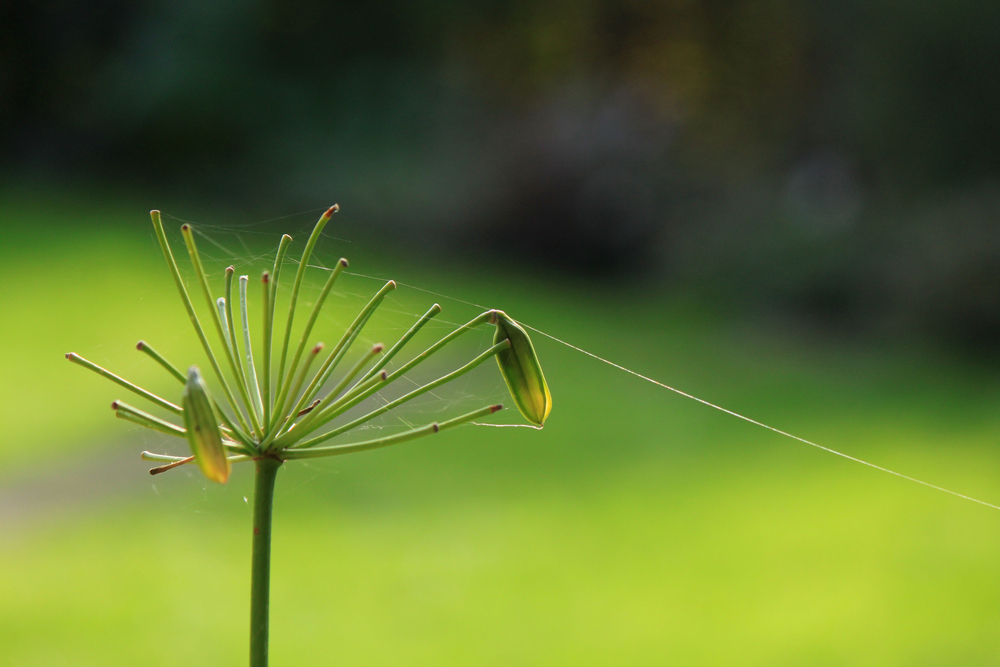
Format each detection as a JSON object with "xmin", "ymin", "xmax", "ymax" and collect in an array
[
  {"xmin": 387, "ymin": 280, "xmax": 397, "ymax": 290},
  {"xmin": 262, "ymin": 271, "xmax": 270, "ymax": 284},
  {"xmin": 296, "ymin": 399, "xmax": 322, "ymax": 417},
  {"xmin": 490, "ymin": 404, "xmax": 504, "ymax": 413},
  {"xmin": 135, "ymin": 340, "xmax": 145, "ymax": 350},
  {"xmin": 380, "ymin": 371, "xmax": 388, "ymax": 381},
  {"xmin": 282, "ymin": 233, "xmax": 293, "ymax": 242},
  {"xmin": 432, "ymin": 423, "xmax": 440, "ymax": 433},
  {"xmin": 372, "ymin": 343, "xmax": 385, "ymax": 353},
  {"xmin": 225, "ymin": 266, "xmax": 235, "ymax": 275},
  {"xmin": 181, "ymin": 223, "xmax": 191, "ymax": 232},
  {"xmin": 431, "ymin": 303, "xmax": 442, "ymax": 314},
  {"xmin": 111, "ymin": 400, "xmax": 120, "ymax": 410},
  {"xmin": 339, "ymin": 257, "xmax": 349, "ymax": 267},
  {"xmin": 311, "ymin": 342, "xmax": 324, "ymax": 354},
  {"xmin": 324, "ymin": 204, "xmax": 339, "ymax": 217},
  {"xmin": 65, "ymin": 352, "xmax": 76, "ymax": 360}
]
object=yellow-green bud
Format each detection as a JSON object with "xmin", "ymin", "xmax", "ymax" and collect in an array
[
  {"xmin": 182, "ymin": 366, "xmax": 231, "ymax": 483},
  {"xmin": 491, "ymin": 311, "xmax": 552, "ymax": 426}
]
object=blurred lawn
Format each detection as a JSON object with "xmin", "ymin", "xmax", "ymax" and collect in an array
[{"xmin": 3, "ymin": 193, "xmax": 1000, "ymax": 665}]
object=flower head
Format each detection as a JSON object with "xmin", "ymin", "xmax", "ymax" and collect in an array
[{"xmin": 67, "ymin": 208, "xmax": 551, "ymax": 481}]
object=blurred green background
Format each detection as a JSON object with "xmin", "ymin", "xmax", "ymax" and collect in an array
[{"xmin": 5, "ymin": 1, "xmax": 1000, "ymax": 665}]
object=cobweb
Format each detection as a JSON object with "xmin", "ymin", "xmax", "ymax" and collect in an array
[
  {"xmin": 147, "ymin": 207, "xmax": 1000, "ymax": 512},
  {"xmin": 155, "ymin": 208, "xmax": 520, "ymax": 456}
]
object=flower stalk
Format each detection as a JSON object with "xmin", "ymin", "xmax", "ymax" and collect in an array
[
  {"xmin": 250, "ymin": 456, "xmax": 281, "ymax": 667},
  {"xmin": 67, "ymin": 206, "xmax": 551, "ymax": 666}
]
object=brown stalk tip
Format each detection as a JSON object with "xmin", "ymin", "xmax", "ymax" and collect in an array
[
  {"xmin": 296, "ymin": 399, "xmax": 322, "ymax": 417},
  {"xmin": 180, "ymin": 223, "xmax": 190, "ymax": 232},
  {"xmin": 432, "ymin": 423, "xmax": 440, "ymax": 433},
  {"xmin": 379, "ymin": 371, "xmax": 388, "ymax": 381},
  {"xmin": 65, "ymin": 352, "xmax": 76, "ymax": 360},
  {"xmin": 373, "ymin": 343, "xmax": 385, "ymax": 353},
  {"xmin": 148, "ymin": 456, "xmax": 192, "ymax": 476},
  {"xmin": 111, "ymin": 401, "xmax": 120, "ymax": 410},
  {"xmin": 490, "ymin": 404, "xmax": 504, "ymax": 413},
  {"xmin": 225, "ymin": 266, "xmax": 235, "ymax": 274},
  {"xmin": 326, "ymin": 204, "xmax": 339, "ymax": 216},
  {"xmin": 488, "ymin": 310, "xmax": 499, "ymax": 324},
  {"xmin": 136, "ymin": 340, "xmax": 145, "ymax": 350},
  {"xmin": 339, "ymin": 257, "xmax": 349, "ymax": 267},
  {"xmin": 262, "ymin": 271, "xmax": 270, "ymax": 283},
  {"xmin": 311, "ymin": 342, "xmax": 325, "ymax": 354}
]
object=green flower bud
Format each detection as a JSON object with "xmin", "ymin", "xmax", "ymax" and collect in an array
[
  {"xmin": 491, "ymin": 310, "xmax": 552, "ymax": 426},
  {"xmin": 182, "ymin": 366, "xmax": 231, "ymax": 484}
]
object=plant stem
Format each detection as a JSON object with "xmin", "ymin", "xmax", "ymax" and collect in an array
[{"xmin": 250, "ymin": 456, "xmax": 282, "ymax": 667}]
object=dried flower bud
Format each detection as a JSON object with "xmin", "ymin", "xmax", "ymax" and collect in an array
[
  {"xmin": 182, "ymin": 366, "xmax": 230, "ymax": 483},
  {"xmin": 491, "ymin": 310, "xmax": 552, "ymax": 426}
]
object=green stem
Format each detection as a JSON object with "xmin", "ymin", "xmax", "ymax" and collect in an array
[
  {"xmin": 295, "ymin": 280, "xmax": 396, "ymax": 411},
  {"xmin": 66, "ymin": 353, "xmax": 182, "ymax": 414},
  {"xmin": 240, "ymin": 275, "xmax": 266, "ymax": 422},
  {"xmin": 181, "ymin": 225, "xmax": 263, "ymax": 438},
  {"xmin": 262, "ymin": 271, "xmax": 273, "ymax": 430},
  {"xmin": 225, "ymin": 268, "xmax": 257, "ymax": 423},
  {"xmin": 281, "ymin": 403, "xmax": 503, "ymax": 459},
  {"xmin": 286, "ymin": 339, "xmax": 510, "ymax": 449},
  {"xmin": 274, "ymin": 206, "xmax": 337, "ymax": 402},
  {"xmin": 250, "ymin": 456, "xmax": 282, "ymax": 667},
  {"xmin": 271, "ymin": 257, "xmax": 348, "ymax": 427},
  {"xmin": 352, "ymin": 303, "xmax": 441, "ymax": 389}
]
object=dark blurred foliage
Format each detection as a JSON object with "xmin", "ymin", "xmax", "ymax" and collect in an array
[{"xmin": 4, "ymin": 0, "xmax": 1000, "ymax": 349}]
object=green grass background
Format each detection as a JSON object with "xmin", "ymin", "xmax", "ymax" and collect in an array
[{"xmin": 3, "ymin": 192, "xmax": 1000, "ymax": 665}]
